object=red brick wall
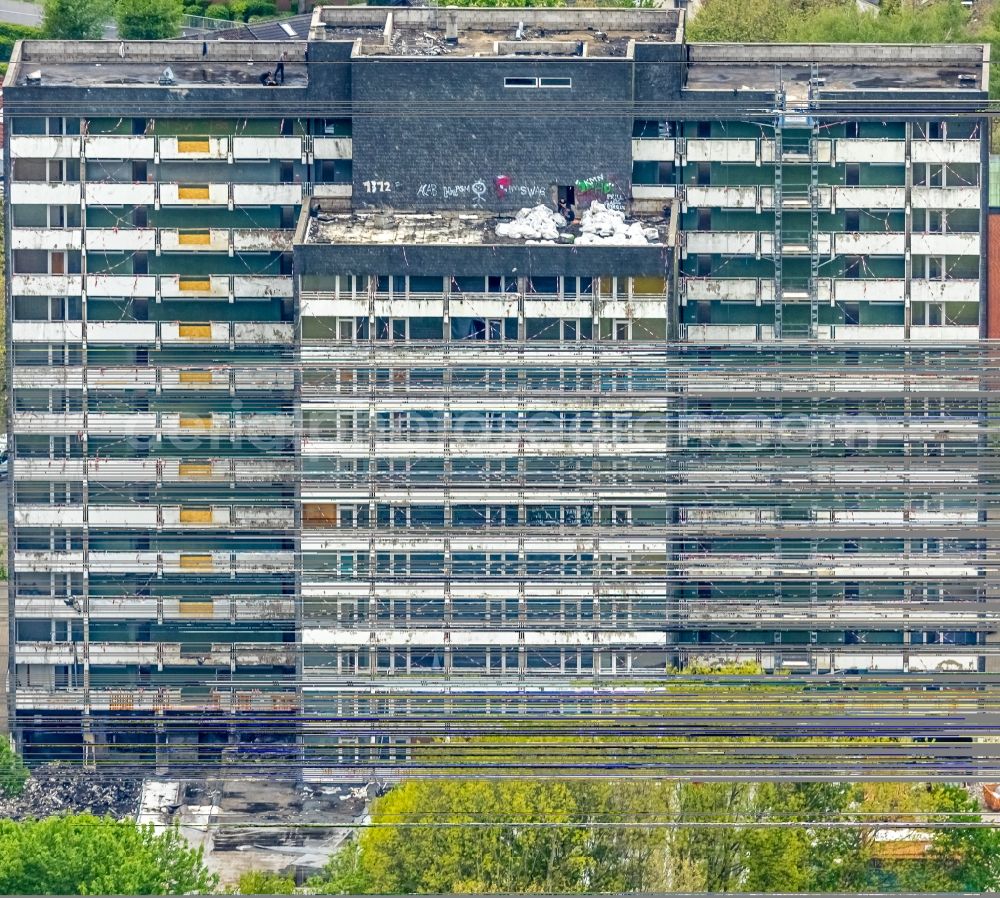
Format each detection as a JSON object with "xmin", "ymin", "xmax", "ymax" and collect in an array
[{"xmin": 988, "ymin": 213, "xmax": 1000, "ymax": 338}]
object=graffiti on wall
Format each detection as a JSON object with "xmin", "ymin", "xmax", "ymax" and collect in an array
[{"xmin": 574, "ymin": 173, "xmax": 626, "ymax": 211}]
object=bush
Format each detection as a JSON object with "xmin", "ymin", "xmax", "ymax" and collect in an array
[
  {"xmin": 231, "ymin": 0, "xmax": 275, "ymax": 20},
  {"xmin": 0, "ymin": 739, "xmax": 28, "ymax": 798},
  {"xmin": 116, "ymin": 0, "xmax": 183, "ymax": 38},
  {"xmin": 204, "ymin": 3, "xmax": 232, "ymax": 18}
]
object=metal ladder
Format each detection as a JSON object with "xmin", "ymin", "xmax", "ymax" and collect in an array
[{"xmin": 773, "ymin": 78, "xmax": 784, "ymax": 340}]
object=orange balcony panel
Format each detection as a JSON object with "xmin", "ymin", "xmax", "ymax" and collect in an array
[
  {"xmin": 179, "ymin": 554, "xmax": 213, "ymax": 571},
  {"xmin": 177, "ymin": 185, "xmax": 210, "ymax": 200},
  {"xmin": 178, "ymin": 230, "xmax": 211, "ymax": 246},
  {"xmin": 179, "ymin": 415, "xmax": 213, "ymax": 430},
  {"xmin": 180, "ymin": 507, "xmax": 213, "ymax": 524},
  {"xmin": 178, "ymin": 140, "xmax": 211, "ymax": 154},
  {"xmin": 179, "ymin": 369, "xmax": 213, "ymax": 384},
  {"xmin": 178, "ymin": 323, "xmax": 212, "ymax": 339},
  {"xmin": 179, "ymin": 462, "xmax": 213, "ymax": 479},
  {"xmin": 178, "ymin": 278, "xmax": 211, "ymax": 293},
  {"xmin": 179, "ymin": 600, "xmax": 214, "ymax": 616}
]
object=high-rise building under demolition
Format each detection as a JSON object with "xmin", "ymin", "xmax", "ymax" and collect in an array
[{"xmin": 3, "ymin": 9, "xmax": 997, "ymax": 776}]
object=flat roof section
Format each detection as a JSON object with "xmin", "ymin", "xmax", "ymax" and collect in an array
[
  {"xmin": 686, "ymin": 44, "xmax": 988, "ymax": 93},
  {"xmin": 308, "ymin": 6, "xmax": 683, "ymax": 58},
  {"xmin": 6, "ymin": 41, "xmax": 307, "ymax": 89},
  {"xmin": 304, "ymin": 205, "xmax": 672, "ymax": 248}
]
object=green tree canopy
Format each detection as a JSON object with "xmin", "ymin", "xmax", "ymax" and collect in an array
[
  {"xmin": 0, "ymin": 815, "xmax": 218, "ymax": 895},
  {"xmin": 115, "ymin": 0, "xmax": 183, "ymax": 39},
  {"xmin": 0, "ymin": 739, "xmax": 28, "ymax": 798},
  {"xmin": 313, "ymin": 777, "xmax": 1000, "ymax": 894},
  {"xmin": 42, "ymin": 0, "xmax": 112, "ymax": 39}
]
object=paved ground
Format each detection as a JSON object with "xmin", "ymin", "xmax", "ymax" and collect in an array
[{"xmin": 0, "ymin": 0, "xmax": 42, "ymax": 28}]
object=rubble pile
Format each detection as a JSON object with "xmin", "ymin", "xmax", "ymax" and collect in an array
[
  {"xmin": 576, "ymin": 202, "xmax": 660, "ymax": 246},
  {"xmin": 495, "ymin": 204, "xmax": 566, "ymax": 241},
  {"xmin": 495, "ymin": 202, "xmax": 660, "ymax": 246},
  {"xmin": 0, "ymin": 763, "xmax": 142, "ymax": 820}
]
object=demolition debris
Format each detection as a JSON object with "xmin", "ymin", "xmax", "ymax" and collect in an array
[{"xmin": 0, "ymin": 764, "xmax": 142, "ymax": 820}]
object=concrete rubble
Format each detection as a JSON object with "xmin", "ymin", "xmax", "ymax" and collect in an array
[
  {"xmin": 495, "ymin": 202, "xmax": 661, "ymax": 246},
  {"xmin": 0, "ymin": 763, "xmax": 142, "ymax": 821}
]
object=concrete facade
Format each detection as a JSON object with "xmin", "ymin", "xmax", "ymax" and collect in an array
[{"xmin": 3, "ymin": 9, "xmax": 997, "ymax": 776}]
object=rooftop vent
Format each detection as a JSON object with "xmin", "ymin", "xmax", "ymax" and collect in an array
[
  {"xmin": 25, "ymin": 70, "xmax": 41, "ymax": 86},
  {"xmin": 958, "ymin": 73, "xmax": 977, "ymax": 84},
  {"xmin": 515, "ymin": 21, "xmax": 525, "ymax": 40},
  {"xmin": 159, "ymin": 66, "xmax": 177, "ymax": 85}
]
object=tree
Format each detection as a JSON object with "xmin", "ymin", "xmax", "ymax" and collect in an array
[
  {"xmin": 115, "ymin": 0, "xmax": 183, "ymax": 40},
  {"xmin": 42, "ymin": 0, "xmax": 112, "ymax": 39},
  {"xmin": 233, "ymin": 870, "xmax": 298, "ymax": 894},
  {"xmin": 0, "ymin": 739, "xmax": 28, "ymax": 798},
  {"xmin": 0, "ymin": 815, "xmax": 218, "ymax": 895}
]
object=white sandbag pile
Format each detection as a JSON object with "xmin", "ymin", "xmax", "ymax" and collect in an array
[
  {"xmin": 576, "ymin": 202, "xmax": 660, "ymax": 246},
  {"xmin": 495, "ymin": 205, "xmax": 566, "ymax": 241},
  {"xmin": 495, "ymin": 202, "xmax": 661, "ymax": 246}
]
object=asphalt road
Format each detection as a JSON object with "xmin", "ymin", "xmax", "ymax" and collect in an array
[{"xmin": 0, "ymin": 0, "xmax": 42, "ymax": 28}]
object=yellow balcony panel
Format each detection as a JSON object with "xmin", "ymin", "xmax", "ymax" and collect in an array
[
  {"xmin": 179, "ymin": 462, "xmax": 213, "ymax": 479},
  {"xmin": 178, "ymin": 230, "xmax": 211, "ymax": 246},
  {"xmin": 178, "ymin": 185, "xmax": 210, "ymax": 200},
  {"xmin": 303, "ymin": 502, "xmax": 337, "ymax": 528},
  {"xmin": 180, "ymin": 507, "xmax": 213, "ymax": 524},
  {"xmin": 179, "ymin": 415, "xmax": 213, "ymax": 430},
  {"xmin": 179, "ymin": 369, "xmax": 213, "ymax": 384},
  {"xmin": 178, "ymin": 323, "xmax": 212, "ymax": 339},
  {"xmin": 178, "ymin": 278, "xmax": 211, "ymax": 293},
  {"xmin": 178, "ymin": 139, "xmax": 211, "ymax": 154},
  {"xmin": 179, "ymin": 600, "xmax": 214, "ymax": 616},
  {"xmin": 179, "ymin": 554, "xmax": 213, "ymax": 571}
]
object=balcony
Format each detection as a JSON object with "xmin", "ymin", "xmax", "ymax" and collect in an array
[
  {"xmin": 313, "ymin": 137, "xmax": 353, "ymax": 159},
  {"xmin": 86, "ymin": 321, "xmax": 157, "ymax": 343},
  {"xmin": 84, "ymin": 182, "xmax": 156, "ymax": 206},
  {"xmin": 87, "ymin": 412, "xmax": 157, "ymax": 435},
  {"xmin": 630, "ymin": 184, "xmax": 676, "ymax": 202},
  {"xmin": 684, "ymin": 185, "xmax": 757, "ymax": 208},
  {"xmin": 11, "ymin": 322, "xmax": 82, "ymax": 343},
  {"xmin": 88, "ymin": 505, "xmax": 158, "ymax": 527},
  {"xmin": 232, "ymin": 136, "xmax": 302, "ymax": 159},
  {"xmin": 911, "ymin": 279, "xmax": 979, "ymax": 303},
  {"xmin": 911, "ymin": 139, "xmax": 980, "ymax": 163},
  {"xmin": 161, "ymin": 505, "xmax": 233, "ymax": 527},
  {"xmin": 233, "ymin": 322, "xmax": 295, "ymax": 345},
  {"xmin": 312, "ymin": 184, "xmax": 352, "ymax": 199},
  {"xmin": 834, "ymin": 187, "xmax": 905, "ymax": 210},
  {"xmin": 833, "ymin": 232, "xmax": 906, "ymax": 255},
  {"xmin": 909, "ymin": 325, "xmax": 980, "ymax": 340},
  {"xmin": 14, "ymin": 505, "xmax": 85, "ymax": 527},
  {"xmin": 685, "ymin": 138, "xmax": 757, "ymax": 163},
  {"xmin": 86, "ymin": 228, "xmax": 157, "ymax": 251},
  {"xmin": 159, "ymin": 183, "xmax": 230, "ymax": 206},
  {"xmin": 834, "ymin": 139, "xmax": 905, "ymax": 164},
  {"xmin": 910, "ymin": 233, "xmax": 980, "ymax": 255},
  {"xmin": 233, "ymin": 275, "xmax": 294, "ymax": 298},
  {"xmin": 160, "ymin": 368, "xmax": 229, "ymax": 390},
  {"xmin": 761, "ymin": 139, "xmax": 832, "ymax": 164},
  {"xmin": 232, "ymin": 229, "xmax": 293, "ymax": 252},
  {"xmin": 160, "ymin": 228, "xmax": 230, "ymax": 253},
  {"xmin": 84, "ymin": 135, "xmax": 156, "ymax": 159},
  {"xmin": 683, "ymin": 231, "xmax": 758, "ymax": 255},
  {"xmin": 911, "ymin": 186, "xmax": 980, "ymax": 209},
  {"xmin": 9, "ymin": 182, "xmax": 81, "ymax": 204},
  {"xmin": 88, "ymin": 367, "xmax": 158, "ymax": 389},
  {"xmin": 87, "ymin": 274, "xmax": 157, "ymax": 297},
  {"xmin": 160, "ymin": 274, "xmax": 231, "ymax": 299},
  {"xmin": 161, "ymin": 321, "xmax": 231, "ymax": 343},
  {"xmin": 235, "ymin": 369, "xmax": 296, "ymax": 390},
  {"xmin": 158, "ymin": 136, "xmax": 229, "ymax": 160},
  {"xmin": 10, "ymin": 274, "xmax": 81, "ymax": 296},
  {"xmin": 682, "ymin": 277, "xmax": 761, "ymax": 302},
  {"xmin": 631, "ymin": 137, "xmax": 675, "ymax": 161},
  {"xmin": 10, "ymin": 135, "xmax": 81, "ymax": 158},
  {"xmin": 829, "ymin": 278, "xmax": 905, "ymax": 303},
  {"xmin": 232, "ymin": 183, "xmax": 303, "ymax": 205},
  {"xmin": 10, "ymin": 228, "xmax": 82, "ymax": 250}
]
